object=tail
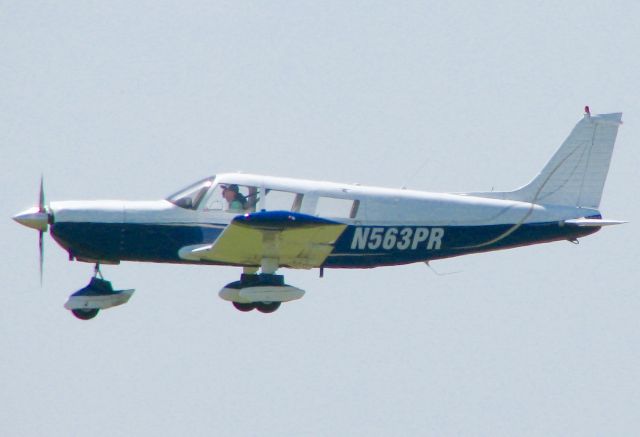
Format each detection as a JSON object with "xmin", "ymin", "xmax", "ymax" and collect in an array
[{"xmin": 472, "ymin": 109, "xmax": 622, "ymax": 208}]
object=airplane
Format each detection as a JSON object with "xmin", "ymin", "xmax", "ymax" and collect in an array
[{"xmin": 13, "ymin": 107, "xmax": 625, "ymax": 320}]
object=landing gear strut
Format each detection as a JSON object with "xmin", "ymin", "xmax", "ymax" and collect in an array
[{"xmin": 64, "ymin": 264, "xmax": 135, "ymax": 320}]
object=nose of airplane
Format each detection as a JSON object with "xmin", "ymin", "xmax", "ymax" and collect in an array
[{"xmin": 13, "ymin": 206, "xmax": 50, "ymax": 232}]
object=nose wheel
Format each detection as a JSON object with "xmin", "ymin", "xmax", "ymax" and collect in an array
[
  {"xmin": 71, "ymin": 308, "xmax": 100, "ymax": 320},
  {"xmin": 64, "ymin": 264, "xmax": 135, "ymax": 320}
]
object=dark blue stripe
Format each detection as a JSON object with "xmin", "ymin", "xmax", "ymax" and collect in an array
[
  {"xmin": 325, "ymin": 223, "xmax": 598, "ymax": 267},
  {"xmin": 52, "ymin": 223, "xmax": 222, "ymax": 264},
  {"xmin": 51, "ymin": 221, "xmax": 598, "ymax": 267}
]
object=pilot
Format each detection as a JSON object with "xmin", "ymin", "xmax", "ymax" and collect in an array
[{"xmin": 222, "ymin": 184, "xmax": 247, "ymax": 212}]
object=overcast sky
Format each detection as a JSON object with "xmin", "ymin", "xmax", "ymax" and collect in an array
[{"xmin": 2, "ymin": 2, "xmax": 639, "ymax": 436}]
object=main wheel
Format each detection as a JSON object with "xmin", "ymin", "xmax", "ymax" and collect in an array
[
  {"xmin": 71, "ymin": 308, "xmax": 100, "ymax": 320},
  {"xmin": 232, "ymin": 302, "xmax": 256, "ymax": 312},
  {"xmin": 255, "ymin": 302, "xmax": 281, "ymax": 313}
]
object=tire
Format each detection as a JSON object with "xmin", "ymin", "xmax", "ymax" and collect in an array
[
  {"xmin": 71, "ymin": 308, "xmax": 100, "ymax": 320},
  {"xmin": 255, "ymin": 302, "xmax": 281, "ymax": 313},
  {"xmin": 232, "ymin": 302, "xmax": 256, "ymax": 312}
]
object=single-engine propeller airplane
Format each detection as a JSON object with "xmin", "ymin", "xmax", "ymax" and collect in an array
[{"xmin": 13, "ymin": 108, "xmax": 625, "ymax": 320}]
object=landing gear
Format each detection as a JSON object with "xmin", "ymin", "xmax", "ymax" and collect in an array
[
  {"xmin": 64, "ymin": 264, "xmax": 135, "ymax": 320},
  {"xmin": 221, "ymin": 273, "xmax": 305, "ymax": 314}
]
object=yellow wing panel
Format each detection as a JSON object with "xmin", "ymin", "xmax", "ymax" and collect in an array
[{"xmin": 188, "ymin": 220, "xmax": 347, "ymax": 269}]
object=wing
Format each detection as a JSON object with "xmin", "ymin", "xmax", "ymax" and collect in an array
[{"xmin": 178, "ymin": 211, "xmax": 347, "ymax": 269}]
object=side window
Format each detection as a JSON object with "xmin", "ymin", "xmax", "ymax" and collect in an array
[
  {"xmin": 316, "ymin": 197, "xmax": 360, "ymax": 219},
  {"xmin": 262, "ymin": 190, "xmax": 301, "ymax": 212},
  {"xmin": 203, "ymin": 184, "xmax": 259, "ymax": 213}
]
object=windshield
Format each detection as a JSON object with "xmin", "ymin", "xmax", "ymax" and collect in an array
[{"xmin": 166, "ymin": 176, "xmax": 215, "ymax": 210}]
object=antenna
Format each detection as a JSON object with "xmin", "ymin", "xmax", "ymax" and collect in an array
[
  {"xmin": 425, "ymin": 261, "xmax": 461, "ymax": 276},
  {"xmin": 402, "ymin": 157, "xmax": 430, "ymax": 189}
]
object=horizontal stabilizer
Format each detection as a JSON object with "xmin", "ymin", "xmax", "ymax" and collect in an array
[{"xmin": 564, "ymin": 218, "xmax": 627, "ymax": 227}]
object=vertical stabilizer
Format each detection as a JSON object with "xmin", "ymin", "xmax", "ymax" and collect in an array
[{"xmin": 471, "ymin": 111, "xmax": 622, "ymax": 208}]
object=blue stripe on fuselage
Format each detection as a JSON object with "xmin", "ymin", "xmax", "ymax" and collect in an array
[{"xmin": 51, "ymin": 221, "xmax": 598, "ymax": 267}]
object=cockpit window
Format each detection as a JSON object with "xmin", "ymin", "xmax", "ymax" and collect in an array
[
  {"xmin": 166, "ymin": 176, "xmax": 214, "ymax": 210},
  {"xmin": 203, "ymin": 184, "xmax": 259, "ymax": 213}
]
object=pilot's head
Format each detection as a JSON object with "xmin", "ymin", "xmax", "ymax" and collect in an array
[{"xmin": 222, "ymin": 184, "xmax": 240, "ymax": 201}]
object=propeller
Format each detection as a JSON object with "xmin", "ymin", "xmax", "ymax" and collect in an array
[
  {"xmin": 12, "ymin": 176, "xmax": 51, "ymax": 285},
  {"xmin": 38, "ymin": 176, "xmax": 46, "ymax": 284}
]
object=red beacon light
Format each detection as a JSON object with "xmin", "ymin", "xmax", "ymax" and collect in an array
[{"xmin": 584, "ymin": 105, "xmax": 591, "ymax": 116}]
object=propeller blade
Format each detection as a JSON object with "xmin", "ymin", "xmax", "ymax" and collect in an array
[
  {"xmin": 39, "ymin": 230, "xmax": 44, "ymax": 286},
  {"xmin": 39, "ymin": 175, "xmax": 45, "ymax": 213}
]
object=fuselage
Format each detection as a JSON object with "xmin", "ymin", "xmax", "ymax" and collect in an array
[{"xmin": 47, "ymin": 173, "xmax": 600, "ymax": 269}]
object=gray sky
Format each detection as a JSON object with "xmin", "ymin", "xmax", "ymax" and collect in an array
[{"xmin": 2, "ymin": 2, "xmax": 639, "ymax": 436}]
